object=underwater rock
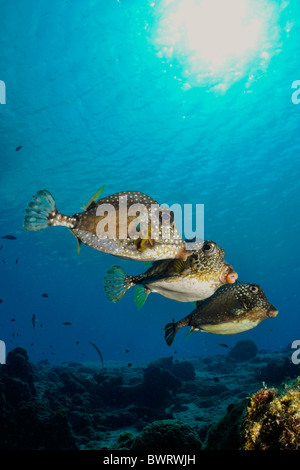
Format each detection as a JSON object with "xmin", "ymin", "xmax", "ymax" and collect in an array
[
  {"xmin": 2, "ymin": 376, "xmax": 32, "ymax": 405},
  {"xmin": 94, "ymin": 409, "xmax": 137, "ymax": 430},
  {"xmin": 172, "ymin": 360, "xmax": 196, "ymax": 381},
  {"xmin": 229, "ymin": 340, "xmax": 258, "ymax": 361},
  {"xmin": 242, "ymin": 378, "xmax": 300, "ymax": 450},
  {"xmin": 2, "ymin": 347, "xmax": 36, "ymax": 395},
  {"xmin": 112, "ymin": 431, "xmax": 136, "ymax": 450},
  {"xmin": 0, "ymin": 397, "xmax": 77, "ymax": 450},
  {"xmin": 95, "ymin": 375, "xmax": 124, "ymax": 406},
  {"xmin": 114, "ymin": 364, "xmax": 181, "ymax": 408},
  {"xmin": 57, "ymin": 369, "xmax": 88, "ymax": 396},
  {"xmin": 204, "ymin": 400, "xmax": 248, "ymax": 450},
  {"xmin": 132, "ymin": 419, "xmax": 202, "ymax": 451},
  {"xmin": 140, "ymin": 365, "xmax": 181, "ymax": 407},
  {"xmin": 143, "ymin": 365, "xmax": 180, "ymax": 389},
  {"xmin": 148, "ymin": 356, "xmax": 174, "ymax": 370},
  {"xmin": 182, "ymin": 380, "xmax": 228, "ymax": 397},
  {"xmin": 148, "ymin": 356, "xmax": 195, "ymax": 381},
  {"xmin": 254, "ymin": 356, "xmax": 299, "ymax": 384}
]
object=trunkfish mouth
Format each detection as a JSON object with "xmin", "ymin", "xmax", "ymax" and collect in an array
[{"xmin": 220, "ymin": 265, "xmax": 238, "ymax": 284}]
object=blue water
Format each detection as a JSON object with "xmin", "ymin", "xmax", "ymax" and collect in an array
[{"xmin": 0, "ymin": 0, "xmax": 299, "ymax": 364}]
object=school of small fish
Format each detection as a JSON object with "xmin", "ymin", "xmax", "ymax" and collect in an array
[{"xmin": 23, "ymin": 185, "xmax": 278, "ymax": 347}]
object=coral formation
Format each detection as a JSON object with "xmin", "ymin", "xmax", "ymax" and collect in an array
[
  {"xmin": 242, "ymin": 378, "xmax": 300, "ymax": 450},
  {"xmin": 0, "ymin": 345, "xmax": 298, "ymax": 450},
  {"xmin": 113, "ymin": 431, "xmax": 136, "ymax": 450},
  {"xmin": 132, "ymin": 419, "xmax": 202, "ymax": 451}
]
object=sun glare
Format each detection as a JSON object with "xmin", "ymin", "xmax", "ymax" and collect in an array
[{"xmin": 151, "ymin": 0, "xmax": 282, "ymax": 91}]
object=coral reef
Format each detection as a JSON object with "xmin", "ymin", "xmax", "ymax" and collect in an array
[
  {"xmin": 242, "ymin": 378, "xmax": 300, "ymax": 450},
  {"xmin": 0, "ymin": 349, "xmax": 77, "ymax": 449},
  {"xmin": 0, "ymin": 344, "xmax": 298, "ymax": 450},
  {"xmin": 132, "ymin": 419, "xmax": 202, "ymax": 451},
  {"xmin": 112, "ymin": 431, "xmax": 136, "ymax": 450}
]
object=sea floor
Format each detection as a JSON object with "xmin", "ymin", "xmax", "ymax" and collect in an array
[{"xmin": 0, "ymin": 342, "xmax": 298, "ymax": 450}]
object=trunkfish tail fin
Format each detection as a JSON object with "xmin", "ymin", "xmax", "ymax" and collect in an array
[
  {"xmin": 24, "ymin": 190, "xmax": 77, "ymax": 232},
  {"xmin": 134, "ymin": 285, "xmax": 149, "ymax": 310},
  {"xmin": 165, "ymin": 315, "xmax": 191, "ymax": 346},
  {"xmin": 104, "ymin": 265, "xmax": 134, "ymax": 303},
  {"xmin": 164, "ymin": 322, "xmax": 177, "ymax": 346}
]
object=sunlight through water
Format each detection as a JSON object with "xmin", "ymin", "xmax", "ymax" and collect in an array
[{"xmin": 150, "ymin": 0, "xmax": 285, "ymax": 92}]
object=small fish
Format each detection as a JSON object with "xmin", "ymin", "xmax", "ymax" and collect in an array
[
  {"xmin": 128, "ymin": 363, "xmax": 132, "ymax": 368},
  {"xmin": 62, "ymin": 322, "xmax": 72, "ymax": 325},
  {"xmin": 164, "ymin": 281, "xmax": 278, "ymax": 346},
  {"xmin": 32, "ymin": 314, "xmax": 36, "ymax": 328},
  {"xmin": 76, "ymin": 340, "xmax": 79, "ymax": 344},
  {"xmin": 24, "ymin": 188, "xmax": 189, "ymax": 261},
  {"xmin": 89, "ymin": 341, "xmax": 104, "ymax": 368},
  {"xmin": 41, "ymin": 293, "xmax": 48, "ymax": 298},
  {"xmin": 0, "ymin": 245, "xmax": 3, "ymax": 250},
  {"xmin": 219, "ymin": 343, "xmax": 229, "ymax": 348},
  {"xmin": 15, "ymin": 145, "xmax": 23, "ymax": 151},
  {"xmin": 1, "ymin": 235, "xmax": 17, "ymax": 240},
  {"xmin": 16, "ymin": 259, "xmax": 18, "ymax": 264},
  {"xmin": 10, "ymin": 318, "xmax": 16, "ymax": 322},
  {"xmin": 104, "ymin": 241, "xmax": 238, "ymax": 307},
  {"xmin": 125, "ymin": 349, "xmax": 130, "ymax": 353},
  {"xmin": 0, "ymin": 299, "xmax": 3, "ymax": 304}
]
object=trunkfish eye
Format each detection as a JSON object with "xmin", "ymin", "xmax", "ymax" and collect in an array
[
  {"xmin": 160, "ymin": 210, "xmax": 174, "ymax": 225},
  {"xmin": 202, "ymin": 242, "xmax": 216, "ymax": 254},
  {"xmin": 249, "ymin": 285, "xmax": 259, "ymax": 293}
]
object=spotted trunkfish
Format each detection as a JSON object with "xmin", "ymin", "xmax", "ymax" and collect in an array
[
  {"xmin": 164, "ymin": 281, "xmax": 278, "ymax": 345},
  {"xmin": 24, "ymin": 187, "xmax": 190, "ymax": 261},
  {"xmin": 104, "ymin": 240, "xmax": 238, "ymax": 308}
]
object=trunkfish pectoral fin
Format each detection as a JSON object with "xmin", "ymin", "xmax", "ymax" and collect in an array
[
  {"xmin": 174, "ymin": 258, "xmax": 188, "ymax": 274},
  {"xmin": 134, "ymin": 285, "xmax": 149, "ymax": 309}
]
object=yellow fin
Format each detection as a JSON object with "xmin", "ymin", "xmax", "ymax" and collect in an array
[
  {"xmin": 81, "ymin": 185, "xmax": 105, "ymax": 211},
  {"xmin": 76, "ymin": 238, "xmax": 82, "ymax": 255},
  {"xmin": 185, "ymin": 327, "xmax": 198, "ymax": 340},
  {"xmin": 174, "ymin": 259, "xmax": 186, "ymax": 274},
  {"xmin": 137, "ymin": 224, "xmax": 155, "ymax": 252},
  {"xmin": 69, "ymin": 230, "xmax": 82, "ymax": 255}
]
